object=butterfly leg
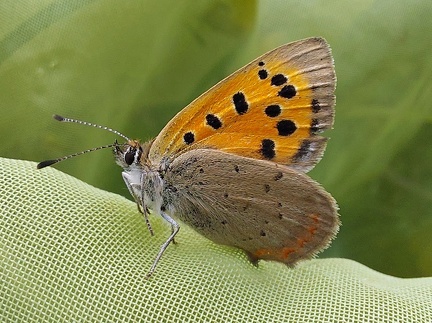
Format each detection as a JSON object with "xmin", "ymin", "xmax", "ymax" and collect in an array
[
  {"xmin": 122, "ymin": 173, "xmax": 154, "ymax": 236},
  {"xmin": 134, "ymin": 199, "xmax": 153, "ymax": 236},
  {"xmin": 146, "ymin": 212, "xmax": 180, "ymax": 278},
  {"xmin": 139, "ymin": 172, "xmax": 154, "ymax": 236},
  {"xmin": 166, "ymin": 219, "xmax": 178, "ymax": 245}
]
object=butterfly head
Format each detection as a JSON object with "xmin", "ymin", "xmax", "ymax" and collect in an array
[{"xmin": 114, "ymin": 139, "xmax": 143, "ymax": 169}]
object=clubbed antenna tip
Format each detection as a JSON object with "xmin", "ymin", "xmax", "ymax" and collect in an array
[
  {"xmin": 53, "ymin": 114, "xmax": 65, "ymax": 122},
  {"xmin": 37, "ymin": 159, "xmax": 58, "ymax": 169}
]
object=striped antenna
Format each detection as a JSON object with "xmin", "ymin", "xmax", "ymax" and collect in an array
[
  {"xmin": 37, "ymin": 115, "xmax": 128, "ymax": 169},
  {"xmin": 53, "ymin": 114, "xmax": 129, "ymax": 140}
]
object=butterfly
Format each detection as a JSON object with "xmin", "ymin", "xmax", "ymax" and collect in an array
[{"xmin": 38, "ymin": 37, "xmax": 339, "ymax": 278}]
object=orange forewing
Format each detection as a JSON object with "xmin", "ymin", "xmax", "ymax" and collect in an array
[{"xmin": 149, "ymin": 38, "xmax": 335, "ymax": 172}]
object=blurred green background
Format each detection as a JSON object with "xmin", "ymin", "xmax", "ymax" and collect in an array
[{"xmin": 1, "ymin": 0, "xmax": 431, "ymax": 278}]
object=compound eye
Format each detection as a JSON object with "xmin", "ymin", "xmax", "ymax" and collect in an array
[{"xmin": 124, "ymin": 148, "xmax": 136, "ymax": 165}]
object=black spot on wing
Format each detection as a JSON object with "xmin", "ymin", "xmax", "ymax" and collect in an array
[
  {"xmin": 260, "ymin": 139, "xmax": 275, "ymax": 160},
  {"xmin": 265, "ymin": 105, "xmax": 281, "ymax": 117},
  {"xmin": 206, "ymin": 114, "xmax": 222, "ymax": 129},
  {"xmin": 274, "ymin": 172, "xmax": 283, "ymax": 181},
  {"xmin": 258, "ymin": 69, "xmax": 268, "ymax": 80},
  {"xmin": 271, "ymin": 74, "xmax": 287, "ymax": 86},
  {"xmin": 276, "ymin": 120, "xmax": 297, "ymax": 136},
  {"xmin": 183, "ymin": 132, "xmax": 195, "ymax": 145},
  {"xmin": 312, "ymin": 99, "xmax": 321, "ymax": 113},
  {"xmin": 278, "ymin": 85, "xmax": 296, "ymax": 99},
  {"xmin": 311, "ymin": 119, "xmax": 320, "ymax": 134},
  {"xmin": 232, "ymin": 92, "xmax": 249, "ymax": 115}
]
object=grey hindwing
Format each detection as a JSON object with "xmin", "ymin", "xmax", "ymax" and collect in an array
[{"xmin": 162, "ymin": 149, "xmax": 339, "ymax": 265}]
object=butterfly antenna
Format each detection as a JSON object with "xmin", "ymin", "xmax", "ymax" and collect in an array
[
  {"xmin": 53, "ymin": 114, "xmax": 129, "ymax": 141},
  {"xmin": 37, "ymin": 114, "xmax": 129, "ymax": 169},
  {"xmin": 37, "ymin": 143, "xmax": 117, "ymax": 169}
]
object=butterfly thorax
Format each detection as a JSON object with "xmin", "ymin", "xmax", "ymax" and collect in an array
[{"xmin": 114, "ymin": 139, "xmax": 165, "ymax": 214}]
